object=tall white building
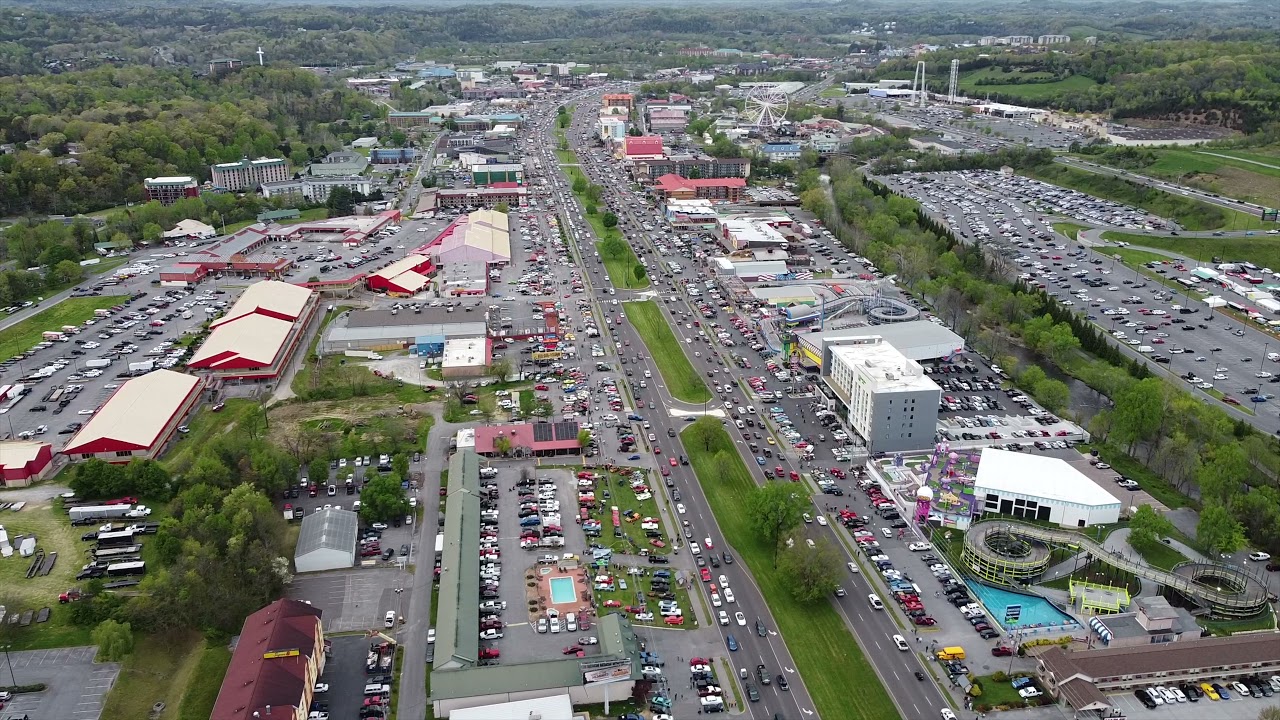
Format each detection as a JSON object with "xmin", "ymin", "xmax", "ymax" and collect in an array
[
  {"xmin": 1038, "ymin": 34, "xmax": 1072, "ymax": 44},
  {"xmin": 211, "ymin": 157, "xmax": 290, "ymax": 192},
  {"xmin": 825, "ymin": 340, "xmax": 940, "ymax": 453}
]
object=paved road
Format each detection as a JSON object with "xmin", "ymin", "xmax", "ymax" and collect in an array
[
  {"xmin": 1055, "ymin": 155, "xmax": 1272, "ymax": 216},
  {"xmin": 539, "ymin": 87, "xmax": 819, "ymax": 720},
  {"xmin": 546, "ymin": 85, "xmax": 963, "ymax": 720}
]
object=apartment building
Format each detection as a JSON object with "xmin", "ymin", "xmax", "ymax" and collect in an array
[
  {"xmin": 143, "ymin": 176, "xmax": 199, "ymax": 205},
  {"xmin": 824, "ymin": 340, "xmax": 940, "ymax": 452},
  {"xmin": 211, "ymin": 157, "xmax": 290, "ymax": 192}
]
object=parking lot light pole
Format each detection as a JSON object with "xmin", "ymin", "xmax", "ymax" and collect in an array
[{"xmin": 2, "ymin": 644, "xmax": 14, "ymax": 687}]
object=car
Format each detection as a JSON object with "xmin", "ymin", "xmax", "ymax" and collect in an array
[
  {"xmin": 745, "ymin": 684, "xmax": 760, "ymax": 703},
  {"xmin": 892, "ymin": 634, "xmax": 909, "ymax": 651},
  {"xmin": 314, "ymin": 682, "xmax": 329, "ymax": 693},
  {"xmin": 1200, "ymin": 682, "xmax": 1220, "ymax": 700},
  {"xmin": 816, "ymin": 515, "xmax": 827, "ymax": 526},
  {"xmin": 1250, "ymin": 551, "xmax": 1272, "ymax": 562},
  {"xmin": 991, "ymin": 646, "xmax": 1014, "ymax": 657},
  {"xmin": 940, "ymin": 710, "xmax": 957, "ymax": 720},
  {"xmin": 704, "ymin": 537, "xmax": 714, "ymax": 550},
  {"xmin": 1018, "ymin": 687, "xmax": 1042, "ymax": 698},
  {"xmin": 735, "ymin": 612, "xmax": 746, "ymax": 626},
  {"xmin": 724, "ymin": 588, "xmax": 735, "ymax": 603},
  {"xmin": 726, "ymin": 634, "xmax": 738, "ymax": 651},
  {"xmin": 908, "ymin": 542, "xmax": 932, "ymax": 552}
]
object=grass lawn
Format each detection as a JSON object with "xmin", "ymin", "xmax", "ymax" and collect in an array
[
  {"xmin": 0, "ymin": 500, "xmax": 97, "ymax": 650},
  {"xmin": 586, "ymin": 468, "xmax": 674, "ymax": 557},
  {"xmin": 1104, "ymin": 231, "xmax": 1280, "ymax": 274},
  {"xmin": 1052, "ymin": 222, "xmax": 1090, "ymax": 241},
  {"xmin": 162, "ymin": 398, "xmax": 257, "ymax": 474},
  {"xmin": 101, "ymin": 631, "xmax": 204, "ymax": 720},
  {"xmin": 622, "ymin": 301, "xmax": 711, "ymax": 404},
  {"xmin": 1038, "ymin": 560, "xmax": 1142, "ymax": 596},
  {"xmin": 1200, "ymin": 607, "xmax": 1276, "ymax": 636},
  {"xmin": 0, "ymin": 294, "xmax": 130, "ymax": 360},
  {"xmin": 819, "ymin": 87, "xmax": 847, "ymax": 98},
  {"xmin": 1110, "ymin": 247, "xmax": 1174, "ymax": 266},
  {"xmin": 1130, "ymin": 538, "xmax": 1188, "ymax": 571},
  {"xmin": 972, "ymin": 672, "xmax": 1044, "ymax": 709},
  {"xmin": 225, "ymin": 207, "xmax": 329, "ymax": 234},
  {"xmin": 682, "ymin": 423, "xmax": 900, "ymax": 720},
  {"xmin": 957, "ymin": 70, "xmax": 1096, "ymax": 101},
  {"xmin": 176, "ymin": 639, "xmax": 233, "ymax": 720},
  {"xmin": 1079, "ymin": 442, "xmax": 1190, "ymax": 510},
  {"xmin": 1024, "ymin": 163, "xmax": 1260, "ymax": 231}
]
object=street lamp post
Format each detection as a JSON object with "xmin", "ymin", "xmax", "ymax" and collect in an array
[{"xmin": 2, "ymin": 644, "xmax": 14, "ymax": 687}]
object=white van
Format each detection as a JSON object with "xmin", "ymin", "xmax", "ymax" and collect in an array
[{"xmin": 364, "ymin": 683, "xmax": 391, "ymax": 697}]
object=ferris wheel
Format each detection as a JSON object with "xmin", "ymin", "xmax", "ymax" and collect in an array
[{"xmin": 745, "ymin": 85, "xmax": 789, "ymax": 130}]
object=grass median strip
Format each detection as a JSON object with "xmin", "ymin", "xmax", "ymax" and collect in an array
[
  {"xmin": 0, "ymin": 294, "xmax": 130, "ymax": 360},
  {"xmin": 681, "ymin": 423, "xmax": 901, "ymax": 720},
  {"xmin": 623, "ymin": 301, "xmax": 711, "ymax": 404}
]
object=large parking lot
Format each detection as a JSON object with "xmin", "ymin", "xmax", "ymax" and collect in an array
[
  {"xmin": 1106, "ymin": 680, "xmax": 1280, "ymax": 719},
  {"xmin": 0, "ymin": 646, "xmax": 118, "ymax": 720}
]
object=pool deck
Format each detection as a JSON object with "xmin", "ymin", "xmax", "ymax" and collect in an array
[
  {"xmin": 527, "ymin": 566, "xmax": 595, "ymax": 623},
  {"xmin": 966, "ymin": 580, "xmax": 1082, "ymax": 636}
]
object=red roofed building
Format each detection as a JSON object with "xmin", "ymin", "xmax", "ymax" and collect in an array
[
  {"xmin": 188, "ymin": 280, "xmax": 320, "ymax": 382},
  {"xmin": 211, "ymin": 599, "xmax": 327, "ymax": 720},
  {"xmin": 62, "ymin": 370, "xmax": 205, "ymax": 463},
  {"xmin": 0, "ymin": 441, "xmax": 54, "ymax": 486},
  {"xmin": 366, "ymin": 253, "xmax": 436, "ymax": 296},
  {"xmin": 474, "ymin": 421, "xmax": 583, "ymax": 457},
  {"xmin": 653, "ymin": 173, "xmax": 746, "ymax": 202},
  {"xmin": 622, "ymin": 135, "xmax": 664, "ymax": 160},
  {"xmin": 602, "ymin": 93, "xmax": 635, "ymax": 111}
]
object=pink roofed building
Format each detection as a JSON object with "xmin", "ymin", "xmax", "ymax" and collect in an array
[
  {"xmin": 653, "ymin": 173, "xmax": 746, "ymax": 202},
  {"xmin": 622, "ymin": 135, "xmax": 665, "ymax": 161},
  {"xmin": 473, "ymin": 421, "xmax": 583, "ymax": 457}
]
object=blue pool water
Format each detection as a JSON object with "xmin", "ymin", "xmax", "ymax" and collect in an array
[
  {"xmin": 549, "ymin": 576, "xmax": 578, "ymax": 604},
  {"xmin": 965, "ymin": 581, "xmax": 1078, "ymax": 631}
]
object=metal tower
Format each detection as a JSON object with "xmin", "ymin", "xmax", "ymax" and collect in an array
[
  {"xmin": 948, "ymin": 59, "xmax": 959, "ymax": 103},
  {"xmin": 911, "ymin": 61, "xmax": 927, "ymax": 107}
]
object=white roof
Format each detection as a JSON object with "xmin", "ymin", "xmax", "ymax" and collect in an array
[
  {"xmin": 433, "ymin": 210, "xmax": 511, "ymax": 263},
  {"xmin": 63, "ymin": 370, "xmax": 201, "ymax": 453},
  {"xmin": 830, "ymin": 342, "xmax": 939, "ymax": 393},
  {"xmin": 190, "ymin": 313, "xmax": 294, "ymax": 368},
  {"xmin": 162, "ymin": 219, "xmax": 216, "ymax": 239},
  {"xmin": 451, "ymin": 695, "xmax": 574, "ymax": 720},
  {"xmin": 442, "ymin": 338, "xmax": 487, "ymax": 368},
  {"xmin": 974, "ymin": 448, "xmax": 1121, "ymax": 508},
  {"xmin": 212, "ymin": 280, "xmax": 313, "ymax": 327},
  {"xmin": 0, "ymin": 440, "xmax": 49, "ymax": 468},
  {"xmin": 802, "ymin": 321, "xmax": 965, "ymax": 362}
]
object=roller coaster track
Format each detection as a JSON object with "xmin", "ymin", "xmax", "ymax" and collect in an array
[{"xmin": 964, "ymin": 520, "xmax": 1270, "ymax": 617}]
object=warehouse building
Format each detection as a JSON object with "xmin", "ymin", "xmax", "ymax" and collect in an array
[
  {"xmin": 973, "ymin": 448, "xmax": 1121, "ymax": 528},
  {"xmin": 824, "ymin": 340, "xmax": 940, "ymax": 453},
  {"xmin": 61, "ymin": 370, "xmax": 205, "ymax": 463},
  {"xmin": 429, "ymin": 209, "xmax": 512, "ymax": 265},
  {"xmin": 366, "ymin": 253, "xmax": 436, "ymax": 296},
  {"xmin": 441, "ymin": 338, "xmax": 490, "ymax": 378},
  {"xmin": 188, "ymin": 280, "xmax": 320, "ymax": 382},
  {"xmin": 470, "ymin": 163, "xmax": 524, "ymax": 187},
  {"xmin": 293, "ymin": 507, "xmax": 357, "ymax": 573},
  {"xmin": 211, "ymin": 599, "xmax": 327, "ymax": 720},
  {"xmin": 158, "ymin": 225, "xmax": 292, "ymax": 286},
  {"xmin": 320, "ymin": 308, "xmax": 487, "ymax": 355},
  {"xmin": 0, "ymin": 441, "xmax": 54, "ymax": 487}
]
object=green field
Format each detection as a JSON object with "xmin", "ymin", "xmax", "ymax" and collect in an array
[
  {"xmin": 0, "ymin": 294, "xmax": 130, "ymax": 360},
  {"xmin": 819, "ymin": 87, "xmax": 847, "ymax": 98},
  {"xmin": 681, "ymin": 423, "xmax": 901, "ymax": 720},
  {"xmin": 1026, "ymin": 162, "xmax": 1272, "ymax": 231},
  {"xmin": 101, "ymin": 632, "xmax": 206, "ymax": 720},
  {"xmin": 225, "ymin": 207, "xmax": 329, "ymax": 235},
  {"xmin": 176, "ymin": 640, "xmax": 233, "ymax": 720},
  {"xmin": 1130, "ymin": 538, "xmax": 1188, "ymax": 572},
  {"xmin": 1052, "ymin": 222, "xmax": 1090, "ymax": 241},
  {"xmin": 957, "ymin": 68, "xmax": 1096, "ymax": 101},
  {"xmin": 622, "ymin": 301, "xmax": 711, "ymax": 403},
  {"xmin": 1103, "ymin": 231, "xmax": 1280, "ymax": 274},
  {"xmin": 1089, "ymin": 149, "xmax": 1280, "ymax": 211}
]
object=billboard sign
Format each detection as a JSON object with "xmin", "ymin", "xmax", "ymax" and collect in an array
[{"xmin": 582, "ymin": 661, "xmax": 632, "ymax": 685}]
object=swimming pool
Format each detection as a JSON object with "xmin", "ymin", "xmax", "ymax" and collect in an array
[
  {"xmin": 965, "ymin": 581, "xmax": 1078, "ymax": 631},
  {"xmin": 549, "ymin": 576, "xmax": 578, "ymax": 605}
]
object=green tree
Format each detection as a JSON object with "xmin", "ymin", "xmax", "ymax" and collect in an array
[
  {"xmin": 51, "ymin": 259, "xmax": 84, "ymax": 285},
  {"xmin": 585, "ymin": 184, "xmax": 603, "ymax": 203},
  {"xmin": 141, "ymin": 223, "xmax": 163, "ymax": 245},
  {"xmin": 390, "ymin": 130, "xmax": 408, "ymax": 147},
  {"xmin": 631, "ymin": 263, "xmax": 647, "ymax": 286},
  {"xmin": 602, "ymin": 212, "xmax": 618, "ymax": 229},
  {"xmin": 1032, "ymin": 378, "xmax": 1070, "ymax": 413},
  {"xmin": 186, "ymin": 454, "xmax": 233, "ymax": 489},
  {"xmin": 1110, "ymin": 378, "xmax": 1165, "ymax": 454},
  {"xmin": 69, "ymin": 459, "xmax": 128, "ymax": 499},
  {"xmin": 686, "ymin": 417, "xmax": 722, "ymax": 453},
  {"xmin": 1195, "ymin": 443, "xmax": 1251, "ymax": 505},
  {"xmin": 92, "ymin": 619, "xmax": 135, "ymax": 661},
  {"xmin": 585, "ymin": 202, "xmax": 598, "ymax": 216},
  {"xmin": 778, "ymin": 537, "xmax": 842, "ymax": 602},
  {"xmin": 307, "ymin": 458, "xmax": 329, "ymax": 485},
  {"xmin": 1128, "ymin": 504, "xmax": 1175, "ymax": 549},
  {"xmin": 1197, "ymin": 501, "xmax": 1246, "ymax": 555},
  {"xmin": 326, "ymin": 187, "xmax": 358, "ymax": 216},
  {"xmin": 493, "ymin": 435, "xmax": 513, "ymax": 456},
  {"xmin": 494, "ymin": 202, "xmax": 509, "ymax": 214},
  {"xmin": 361, "ymin": 472, "xmax": 410, "ymax": 523},
  {"xmin": 393, "ymin": 453, "xmax": 410, "ymax": 480},
  {"xmin": 486, "ymin": 359, "xmax": 512, "ymax": 382},
  {"xmin": 746, "ymin": 482, "xmax": 808, "ymax": 566},
  {"xmin": 572, "ymin": 176, "xmax": 588, "ymax": 194},
  {"xmin": 577, "ymin": 429, "xmax": 593, "ymax": 449},
  {"xmin": 125, "ymin": 458, "xmax": 172, "ymax": 500}
]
